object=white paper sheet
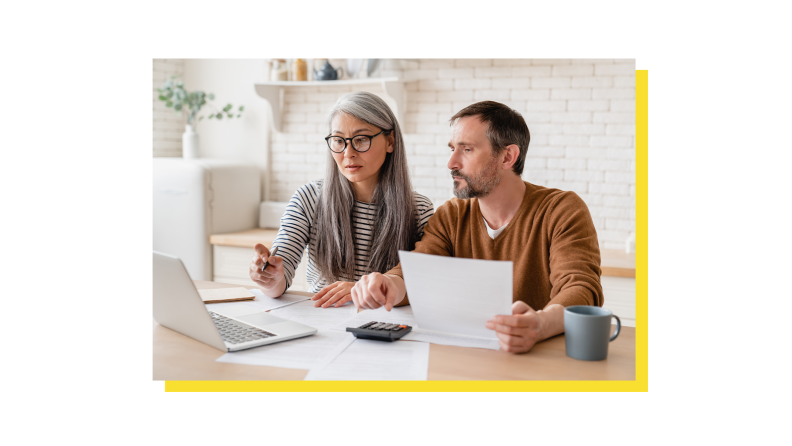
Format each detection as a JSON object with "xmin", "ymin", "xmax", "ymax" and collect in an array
[
  {"xmin": 402, "ymin": 329, "xmax": 500, "ymax": 350},
  {"xmin": 305, "ymin": 339, "xmax": 430, "ymax": 381},
  {"xmin": 269, "ymin": 300, "xmax": 358, "ymax": 331},
  {"xmin": 205, "ymin": 289, "xmax": 311, "ymax": 315},
  {"xmin": 216, "ymin": 329, "xmax": 356, "ymax": 370},
  {"xmin": 398, "ymin": 251, "xmax": 513, "ymax": 340}
]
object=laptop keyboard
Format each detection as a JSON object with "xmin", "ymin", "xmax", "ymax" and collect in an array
[{"xmin": 209, "ymin": 311, "xmax": 276, "ymax": 345}]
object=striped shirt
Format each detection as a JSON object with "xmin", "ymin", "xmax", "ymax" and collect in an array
[{"xmin": 274, "ymin": 180, "xmax": 435, "ymax": 293}]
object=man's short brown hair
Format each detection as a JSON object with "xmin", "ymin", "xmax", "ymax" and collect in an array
[{"xmin": 450, "ymin": 101, "xmax": 530, "ymax": 175}]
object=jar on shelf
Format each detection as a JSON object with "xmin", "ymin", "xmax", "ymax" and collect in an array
[
  {"xmin": 292, "ymin": 59, "xmax": 307, "ymax": 81},
  {"xmin": 270, "ymin": 59, "xmax": 288, "ymax": 81}
]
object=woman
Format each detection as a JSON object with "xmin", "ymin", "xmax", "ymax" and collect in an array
[{"xmin": 248, "ymin": 91, "xmax": 434, "ymax": 308}]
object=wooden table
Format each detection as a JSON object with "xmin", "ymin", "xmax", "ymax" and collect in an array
[{"xmin": 154, "ymin": 281, "xmax": 635, "ymax": 381}]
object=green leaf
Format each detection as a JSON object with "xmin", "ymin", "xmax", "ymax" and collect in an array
[
  {"xmin": 216, "ymin": 114, "xmax": 223, "ymax": 120},
  {"xmin": 158, "ymin": 95, "xmax": 167, "ymax": 101},
  {"xmin": 237, "ymin": 114, "xmax": 241, "ymax": 118},
  {"xmin": 174, "ymin": 103, "xmax": 182, "ymax": 111},
  {"xmin": 208, "ymin": 93, "xmax": 215, "ymax": 100},
  {"xmin": 238, "ymin": 106, "xmax": 244, "ymax": 111},
  {"xmin": 199, "ymin": 116, "xmax": 204, "ymax": 121},
  {"xmin": 166, "ymin": 101, "xmax": 173, "ymax": 107},
  {"xmin": 208, "ymin": 114, "xmax": 214, "ymax": 119}
]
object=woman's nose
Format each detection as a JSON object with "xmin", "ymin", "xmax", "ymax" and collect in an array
[{"xmin": 344, "ymin": 144, "xmax": 357, "ymax": 159}]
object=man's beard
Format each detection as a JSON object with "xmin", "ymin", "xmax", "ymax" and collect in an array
[{"xmin": 451, "ymin": 156, "xmax": 500, "ymax": 199}]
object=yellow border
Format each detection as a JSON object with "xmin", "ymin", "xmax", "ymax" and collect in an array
[{"xmin": 166, "ymin": 70, "xmax": 648, "ymax": 393}]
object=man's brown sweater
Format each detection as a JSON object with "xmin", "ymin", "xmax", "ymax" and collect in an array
[{"xmin": 387, "ymin": 181, "xmax": 604, "ymax": 310}]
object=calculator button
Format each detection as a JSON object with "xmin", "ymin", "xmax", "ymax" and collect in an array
[
  {"xmin": 383, "ymin": 323, "xmax": 398, "ymax": 330},
  {"xmin": 359, "ymin": 322, "xmax": 377, "ymax": 329},
  {"xmin": 370, "ymin": 323, "xmax": 385, "ymax": 330}
]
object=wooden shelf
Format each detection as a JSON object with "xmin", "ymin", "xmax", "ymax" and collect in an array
[
  {"xmin": 209, "ymin": 228, "xmax": 278, "ymax": 249},
  {"xmin": 254, "ymin": 77, "xmax": 404, "ymax": 132},
  {"xmin": 256, "ymin": 77, "xmax": 399, "ymax": 87}
]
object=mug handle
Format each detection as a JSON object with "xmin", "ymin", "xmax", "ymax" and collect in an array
[{"xmin": 609, "ymin": 315, "xmax": 621, "ymax": 341}]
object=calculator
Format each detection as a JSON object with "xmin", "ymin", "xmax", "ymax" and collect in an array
[{"xmin": 346, "ymin": 321, "xmax": 413, "ymax": 342}]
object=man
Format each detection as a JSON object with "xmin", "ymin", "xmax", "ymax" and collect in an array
[{"xmin": 350, "ymin": 101, "xmax": 603, "ymax": 353}]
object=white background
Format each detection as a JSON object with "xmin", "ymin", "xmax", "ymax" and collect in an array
[{"xmin": 2, "ymin": 0, "xmax": 790, "ymax": 445}]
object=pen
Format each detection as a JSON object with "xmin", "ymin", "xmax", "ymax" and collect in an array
[{"xmin": 261, "ymin": 246, "xmax": 278, "ymax": 271}]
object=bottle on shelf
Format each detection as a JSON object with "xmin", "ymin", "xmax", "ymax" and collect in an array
[
  {"xmin": 292, "ymin": 59, "xmax": 307, "ymax": 81},
  {"xmin": 270, "ymin": 59, "xmax": 288, "ymax": 81}
]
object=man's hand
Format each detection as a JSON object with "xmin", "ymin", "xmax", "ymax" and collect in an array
[
  {"xmin": 485, "ymin": 301, "xmax": 543, "ymax": 353},
  {"xmin": 350, "ymin": 273, "xmax": 401, "ymax": 311},
  {"xmin": 312, "ymin": 281, "xmax": 354, "ymax": 308}
]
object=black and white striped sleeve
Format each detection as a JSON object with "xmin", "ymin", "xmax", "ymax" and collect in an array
[
  {"xmin": 272, "ymin": 182, "xmax": 319, "ymax": 290},
  {"xmin": 414, "ymin": 192, "xmax": 435, "ymax": 239}
]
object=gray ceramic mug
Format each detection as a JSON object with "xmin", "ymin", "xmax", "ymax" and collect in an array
[{"xmin": 564, "ymin": 306, "xmax": 621, "ymax": 361}]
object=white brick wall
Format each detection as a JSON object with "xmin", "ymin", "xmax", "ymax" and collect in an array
[
  {"xmin": 269, "ymin": 59, "xmax": 633, "ymax": 251},
  {"xmin": 153, "ymin": 59, "xmax": 185, "ymax": 157}
]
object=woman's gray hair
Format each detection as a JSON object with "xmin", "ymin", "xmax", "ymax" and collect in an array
[{"xmin": 313, "ymin": 91, "xmax": 418, "ymax": 283}]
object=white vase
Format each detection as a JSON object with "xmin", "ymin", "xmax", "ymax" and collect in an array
[{"xmin": 182, "ymin": 124, "xmax": 199, "ymax": 158}]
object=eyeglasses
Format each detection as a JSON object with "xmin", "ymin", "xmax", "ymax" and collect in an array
[{"xmin": 325, "ymin": 130, "xmax": 390, "ymax": 153}]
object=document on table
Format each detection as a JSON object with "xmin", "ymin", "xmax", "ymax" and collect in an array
[
  {"xmin": 205, "ymin": 289, "xmax": 311, "ymax": 315},
  {"xmin": 402, "ymin": 329, "xmax": 500, "ymax": 350},
  {"xmin": 269, "ymin": 300, "xmax": 357, "ymax": 331},
  {"xmin": 398, "ymin": 251, "xmax": 513, "ymax": 349},
  {"xmin": 216, "ymin": 329, "xmax": 356, "ymax": 370},
  {"xmin": 305, "ymin": 338, "xmax": 430, "ymax": 381}
]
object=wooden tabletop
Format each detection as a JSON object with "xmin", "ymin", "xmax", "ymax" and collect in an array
[
  {"xmin": 154, "ymin": 280, "xmax": 635, "ymax": 381},
  {"xmin": 210, "ymin": 228, "xmax": 636, "ymax": 278}
]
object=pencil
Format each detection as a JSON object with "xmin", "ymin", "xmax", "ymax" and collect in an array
[{"xmin": 261, "ymin": 246, "xmax": 278, "ymax": 272}]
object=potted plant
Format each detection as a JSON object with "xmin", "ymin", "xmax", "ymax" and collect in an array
[{"xmin": 157, "ymin": 76, "xmax": 244, "ymax": 158}]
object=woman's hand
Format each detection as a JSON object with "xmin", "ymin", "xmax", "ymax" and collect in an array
[
  {"xmin": 249, "ymin": 243, "xmax": 285, "ymax": 295},
  {"xmin": 312, "ymin": 281, "xmax": 354, "ymax": 308}
]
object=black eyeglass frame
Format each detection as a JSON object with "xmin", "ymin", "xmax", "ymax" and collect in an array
[{"xmin": 324, "ymin": 129, "xmax": 391, "ymax": 153}]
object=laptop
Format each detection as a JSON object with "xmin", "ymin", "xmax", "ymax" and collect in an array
[{"xmin": 153, "ymin": 251, "xmax": 317, "ymax": 352}]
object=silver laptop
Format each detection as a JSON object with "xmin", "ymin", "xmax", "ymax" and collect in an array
[{"xmin": 153, "ymin": 251, "xmax": 317, "ymax": 352}]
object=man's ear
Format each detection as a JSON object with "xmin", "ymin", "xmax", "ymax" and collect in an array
[{"xmin": 500, "ymin": 144, "xmax": 520, "ymax": 170}]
